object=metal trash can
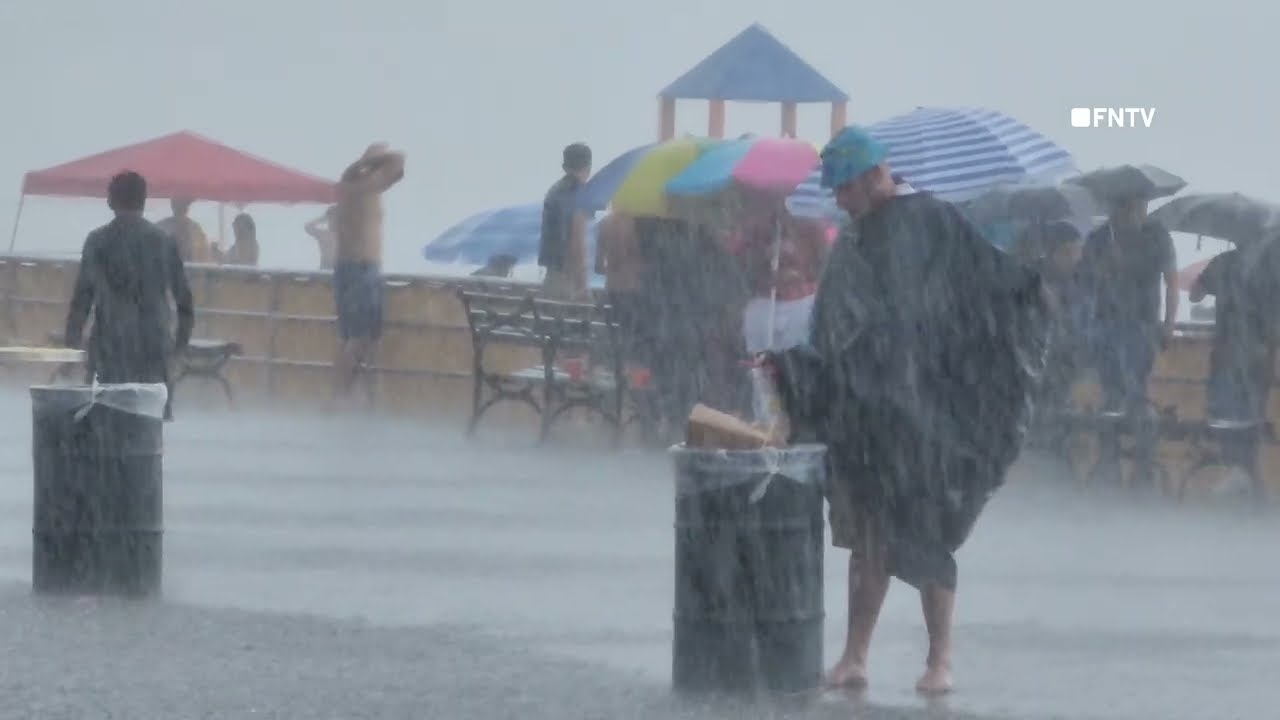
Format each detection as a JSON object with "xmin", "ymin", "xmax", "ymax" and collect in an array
[
  {"xmin": 30, "ymin": 383, "xmax": 167, "ymax": 597},
  {"xmin": 670, "ymin": 443, "xmax": 826, "ymax": 694}
]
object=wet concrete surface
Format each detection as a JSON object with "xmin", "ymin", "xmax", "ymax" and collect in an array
[{"xmin": 0, "ymin": 386, "xmax": 1276, "ymax": 719}]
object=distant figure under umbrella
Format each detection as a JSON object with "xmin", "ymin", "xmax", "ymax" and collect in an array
[
  {"xmin": 595, "ymin": 212, "xmax": 647, "ymax": 362},
  {"xmin": 637, "ymin": 217, "xmax": 750, "ymax": 434},
  {"xmin": 64, "ymin": 171, "xmax": 194, "ymax": 421},
  {"xmin": 1189, "ymin": 246, "xmax": 1280, "ymax": 422},
  {"xmin": 331, "ymin": 143, "xmax": 405, "ymax": 404},
  {"xmin": 1078, "ymin": 197, "xmax": 1178, "ymax": 411},
  {"xmin": 764, "ymin": 126, "xmax": 1047, "ymax": 694},
  {"xmin": 539, "ymin": 143, "xmax": 592, "ymax": 299},
  {"xmin": 730, "ymin": 208, "xmax": 829, "ymax": 422},
  {"xmin": 1031, "ymin": 220, "xmax": 1090, "ymax": 424}
]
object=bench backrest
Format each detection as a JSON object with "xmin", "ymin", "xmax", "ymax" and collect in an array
[{"xmin": 457, "ymin": 290, "xmax": 620, "ymax": 361}]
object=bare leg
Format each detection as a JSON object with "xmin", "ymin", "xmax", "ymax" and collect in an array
[
  {"xmin": 826, "ymin": 544, "xmax": 890, "ymax": 688},
  {"xmin": 916, "ymin": 584, "xmax": 955, "ymax": 694},
  {"xmin": 331, "ymin": 338, "xmax": 371, "ymax": 401}
]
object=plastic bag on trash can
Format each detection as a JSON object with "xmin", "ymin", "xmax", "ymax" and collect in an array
[
  {"xmin": 30, "ymin": 377, "xmax": 168, "ymax": 422},
  {"xmin": 670, "ymin": 443, "xmax": 826, "ymax": 502}
]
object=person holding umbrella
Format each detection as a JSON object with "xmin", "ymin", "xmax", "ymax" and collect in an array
[
  {"xmin": 1155, "ymin": 193, "xmax": 1280, "ymax": 428},
  {"xmin": 1071, "ymin": 165, "xmax": 1185, "ymax": 413},
  {"xmin": 1079, "ymin": 196, "xmax": 1179, "ymax": 411},
  {"xmin": 763, "ymin": 126, "xmax": 1048, "ymax": 694}
]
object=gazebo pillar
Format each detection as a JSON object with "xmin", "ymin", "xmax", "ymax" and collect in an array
[
  {"xmin": 659, "ymin": 98, "xmax": 676, "ymax": 140},
  {"xmin": 830, "ymin": 102, "xmax": 847, "ymax": 137},
  {"xmin": 708, "ymin": 100, "xmax": 726, "ymax": 138},
  {"xmin": 780, "ymin": 102, "xmax": 797, "ymax": 137}
]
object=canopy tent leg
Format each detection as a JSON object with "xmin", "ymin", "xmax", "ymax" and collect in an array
[{"xmin": 7, "ymin": 193, "xmax": 25, "ymax": 254}]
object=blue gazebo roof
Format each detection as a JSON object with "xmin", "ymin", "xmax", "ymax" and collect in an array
[{"xmin": 659, "ymin": 24, "xmax": 848, "ymax": 104}]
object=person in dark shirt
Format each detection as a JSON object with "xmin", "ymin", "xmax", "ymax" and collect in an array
[
  {"xmin": 539, "ymin": 143, "xmax": 591, "ymax": 299},
  {"xmin": 64, "ymin": 171, "xmax": 194, "ymax": 420},
  {"xmin": 1190, "ymin": 247, "xmax": 1278, "ymax": 420},
  {"xmin": 1079, "ymin": 197, "xmax": 1179, "ymax": 410}
]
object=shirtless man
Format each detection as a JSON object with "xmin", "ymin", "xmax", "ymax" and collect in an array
[
  {"xmin": 331, "ymin": 143, "xmax": 405, "ymax": 402},
  {"xmin": 156, "ymin": 198, "xmax": 213, "ymax": 263}
]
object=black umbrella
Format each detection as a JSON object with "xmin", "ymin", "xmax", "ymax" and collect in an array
[
  {"xmin": 965, "ymin": 181, "xmax": 1101, "ymax": 224},
  {"xmin": 1149, "ymin": 192, "xmax": 1280, "ymax": 247},
  {"xmin": 1067, "ymin": 164, "xmax": 1187, "ymax": 203}
]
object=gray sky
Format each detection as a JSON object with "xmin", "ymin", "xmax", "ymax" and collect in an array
[{"xmin": 1, "ymin": 0, "xmax": 1274, "ymax": 271}]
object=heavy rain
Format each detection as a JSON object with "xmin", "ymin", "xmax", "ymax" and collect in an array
[{"xmin": 1, "ymin": 2, "xmax": 1278, "ymax": 719}]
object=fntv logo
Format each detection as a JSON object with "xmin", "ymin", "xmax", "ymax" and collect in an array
[{"xmin": 1070, "ymin": 107, "xmax": 1156, "ymax": 128}]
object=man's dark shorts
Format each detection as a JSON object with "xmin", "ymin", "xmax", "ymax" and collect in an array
[{"xmin": 334, "ymin": 261, "xmax": 384, "ymax": 340}]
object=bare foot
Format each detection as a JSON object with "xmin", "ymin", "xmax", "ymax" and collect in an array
[
  {"xmin": 915, "ymin": 664, "xmax": 953, "ymax": 695},
  {"xmin": 824, "ymin": 658, "xmax": 868, "ymax": 689}
]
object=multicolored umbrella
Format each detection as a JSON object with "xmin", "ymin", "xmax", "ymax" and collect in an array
[
  {"xmin": 577, "ymin": 137, "xmax": 719, "ymax": 217},
  {"xmin": 666, "ymin": 136, "xmax": 820, "ymax": 196},
  {"xmin": 664, "ymin": 136, "xmax": 823, "ymax": 225}
]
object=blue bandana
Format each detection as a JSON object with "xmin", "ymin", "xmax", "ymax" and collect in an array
[{"xmin": 820, "ymin": 126, "xmax": 888, "ymax": 190}]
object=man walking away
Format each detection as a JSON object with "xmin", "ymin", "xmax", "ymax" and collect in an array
[
  {"xmin": 540, "ymin": 143, "xmax": 591, "ymax": 299},
  {"xmin": 64, "ymin": 171, "xmax": 194, "ymax": 421},
  {"xmin": 331, "ymin": 143, "xmax": 405, "ymax": 405}
]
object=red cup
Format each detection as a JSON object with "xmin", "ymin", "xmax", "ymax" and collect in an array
[
  {"xmin": 628, "ymin": 366, "xmax": 652, "ymax": 389},
  {"xmin": 562, "ymin": 357, "xmax": 586, "ymax": 381}
]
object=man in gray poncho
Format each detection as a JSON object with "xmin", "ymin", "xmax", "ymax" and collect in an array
[
  {"xmin": 64, "ymin": 171, "xmax": 194, "ymax": 420},
  {"xmin": 765, "ymin": 126, "xmax": 1048, "ymax": 694}
]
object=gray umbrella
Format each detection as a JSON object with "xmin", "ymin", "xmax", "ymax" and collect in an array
[
  {"xmin": 965, "ymin": 181, "xmax": 1101, "ymax": 223},
  {"xmin": 1067, "ymin": 164, "xmax": 1187, "ymax": 203},
  {"xmin": 1149, "ymin": 192, "xmax": 1280, "ymax": 247}
]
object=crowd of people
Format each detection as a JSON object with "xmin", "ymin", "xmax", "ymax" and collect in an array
[
  {"xmin": 1018, "ymin": 197, "xmax": 1279, "ymax": 438},
  {"xmin": 54, "ymin": 126, "xmax": 1278, "ymax": 697},
  {"xmin": 534, "ymin": 128, "xmax": 1280, "ymax": 694}
]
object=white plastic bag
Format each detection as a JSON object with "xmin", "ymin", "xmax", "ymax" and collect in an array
[{"xmin": 31, "ymin": 376, "xmax": 168, "ymax": 422}]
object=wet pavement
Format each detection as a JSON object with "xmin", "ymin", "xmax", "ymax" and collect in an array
[{"xmin": 0, "ymin": 385, "xmax": 1276, "ymax": 719}]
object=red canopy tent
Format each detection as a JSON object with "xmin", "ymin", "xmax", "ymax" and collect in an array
[{"xmin": 11, "ymin": 131, "xmax": 337, "ymax": 251}]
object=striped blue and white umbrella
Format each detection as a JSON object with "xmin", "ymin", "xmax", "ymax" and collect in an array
[
  {"xmin": 789, "ymin": 106, "xmax": 1077, "ymax": 215},
  {"xmin": 423, "ymin": 203, "xmax": 603, "ymax": 274}
]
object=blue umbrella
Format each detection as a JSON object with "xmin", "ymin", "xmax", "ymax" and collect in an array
[
  {"xmin": 422, "ymin": 204, "xmax": 604, "ymax": 284},
  {"xmin": 789, "ymin": 106, "xmax": 1077, "ymax": 215}
]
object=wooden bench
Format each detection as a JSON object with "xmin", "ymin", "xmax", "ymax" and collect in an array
[
  {"xmin": 1046, "ymin": 402, "xmax": 1277, "ymax": 503},
  {"xmin": 457, "ymin": 290, "xmax": 628, "ymax": 446},
  {"xmin": 172, "ymin": 339, "xmax": 243, "ymax": 406},
  {"xmin": 46, "ymin": 333, "xmax": 241, "ymax": 405}
]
